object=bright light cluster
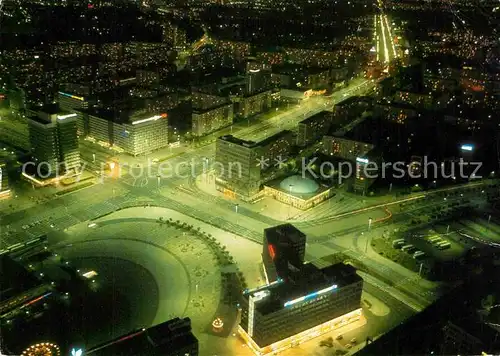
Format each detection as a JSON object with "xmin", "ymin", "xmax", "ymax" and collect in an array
[{"xmin": 22, "ymin": 342, "xmax": 61, "ymax": 356}]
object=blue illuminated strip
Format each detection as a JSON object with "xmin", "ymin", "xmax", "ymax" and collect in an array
[{"xmin": 284, "ymin": 284, "xmax": 338, "ymax": 307}]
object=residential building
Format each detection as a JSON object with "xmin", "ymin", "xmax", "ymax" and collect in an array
[
  {"xmin": 192, "ymin": 92, "xmax": 233, "ymax": 137},
  {"xmin": 297, "ymin": 111, "xmax": 333, "ymax": 147},
  {"xmin": 322, "ymin": 136, "xmax": 374, "ymax": 161}
]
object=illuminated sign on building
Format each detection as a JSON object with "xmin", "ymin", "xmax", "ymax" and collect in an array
[
  {"xmin": 461, "ymin": 144, "xmax": 474, "ymax": 151},
  {"xmin": 57, "ymin": 113, "xmax": 77, "ymax": 120},
  {"xmin": 248, "ymin": 290, "xmax": 271, "ymax": 337},
  {"xmin": 283, "ymin": 284, "xmax": 338, "ymax": 307},
  {"xmin": 356, "ymin": 157, "xmax": 369, "ymax": 164},
  {"xmin": 268, "ymin": 244, "xmax": 276, "ymax": 260},
  {"xmin": 249, "ymin": 69, "xmax": 261, "ymax": 73},
  {"xmin": 131, "ymin": 114, "xmax": 167, "ymax": 125},
  {"xmin": 58, "ymin": 92, "xmax": 84, "ymax": 101}
]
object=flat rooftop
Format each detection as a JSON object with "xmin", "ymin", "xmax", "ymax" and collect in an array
[
  {"xmin": 245, "ymin": 263, "xmax": 361, "ymax": 316},
  {"xmin": 218, "ymin": 135, "xmax": 257, "ymax": 148},
  {"xmin": 299, "ymin": 111, "xmax": 331, "ymax": 125},
  {"xmin": 0, "ymin": 255, "xmax": 40, "ymax": 303}
]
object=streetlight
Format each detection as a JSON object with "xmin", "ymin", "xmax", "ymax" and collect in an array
[
  {"xmin": 368, "ymin": 218, "xmax": 373, "ymax": 230},
  {"xmin": 235, "ymin": 204, "xmax": 239, "ymax": 214}
]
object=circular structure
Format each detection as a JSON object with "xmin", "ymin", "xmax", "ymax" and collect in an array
[
  {"xmin": 279, "ymin": 175, "xmax": 319, "ymax": 195},
  {"xmin": 212, "ymin": 317, "xmax": 224, "ymax": 332},
  {"xmin": 22, "ymin": 342, "xmax": 61, "ymax": 356},
  {"xmin": 62, "ymin": 214, "xmax": 222, "ymax": 340}
]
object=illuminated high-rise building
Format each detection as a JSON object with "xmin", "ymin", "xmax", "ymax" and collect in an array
[
  {"xmin": 240, "ymin": 224, "xmax": 363, "ymax": 354},
  {"xmin": 83, "ymin": 109, "xmax": 169, "ymax": 156},
  {"xmin": 246, "ymin": 59, "xmax": 271, "ymax": 96},
  {"xmin": 0, "ymin": 161, "xmax": 9, "ymax": 198},
  {"xmin": 262, "ymin": 224, "xmax": 306, "ymax": 283},
  {"xmin": 240, "ymin": 261, "xmax": 363, "ymax": 354},
  {"xmin": 27, "ymin": 105, "xmax": 81, "ymax": 177}
]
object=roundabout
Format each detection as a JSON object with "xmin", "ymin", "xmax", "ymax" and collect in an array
[{"xmin": 55, "ymin": 211, "xmax": 225, "ymax": 347}]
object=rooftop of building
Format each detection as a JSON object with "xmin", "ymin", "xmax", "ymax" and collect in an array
[
  {"xmin": 256, "ymin": 129, "xmax": 293, "ymax": 147},
  {"xmin": 0, "ymin": 255, "xmax": 41, "ymax": 303},
  {"xmin": 88, "ymin": 317, "xmax": 197, "ymax": 355},
  {"xmin": 246, "ymin": 263, "xmax": 361, "ymax": 316},
  {"xmin": 335, "ymin": 95, "xmax": 373, "ymax": 107},
  {"xmin": 218, "ymin": 135, "xmax": 258, "ymax": 148},
  {"xmin": 80, "ymin": 107, "xmax": 166, "ymax": 125},
  {"xmin": 265, "ymin": 223, "xmax": 306, "ymax": 245},
  {"xmin": 299, "ymin": 111, "xmax": 332, "ymax": 125}
]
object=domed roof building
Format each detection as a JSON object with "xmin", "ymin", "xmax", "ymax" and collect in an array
[
  {"xmin": 279, "ymin": 175, "xmax": 320, "ymax": 195},
  {"xmin": 263, "ymin": 174, "xmax": 334, "ymax": 210}
]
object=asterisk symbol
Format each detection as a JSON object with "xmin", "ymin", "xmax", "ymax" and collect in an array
[
  {"xmin": 256, "ymin": 156, "xmax": 269, "ymax": 169},
  {"xmin": 274, "ymin": 155, "xmax": 287, "ymax": 169}
]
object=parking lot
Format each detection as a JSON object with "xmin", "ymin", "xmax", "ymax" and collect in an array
[{"xmin": 397, "ymin": 213, "xmax": 500, "ymax": 264}]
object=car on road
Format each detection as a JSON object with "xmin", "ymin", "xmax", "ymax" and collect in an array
[
  {"xmin": 336, "ymin": 335, "xmax": 343, "ymax": 341},
  {"xmin": 345, "ymin": 343, "xmax": 352, "ymax": 349},
  {"xmin": 350, "ymin": 338, "xmax": 357, "ymax": 344}
]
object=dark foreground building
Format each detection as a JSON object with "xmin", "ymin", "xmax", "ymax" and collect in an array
[
  {"xmin": 239, "ymin": 224, "xmax": 363, "ymax": 355},
  {"xmin": 87, "ymin": 317, "xmax": 198, "ymax": 356}
]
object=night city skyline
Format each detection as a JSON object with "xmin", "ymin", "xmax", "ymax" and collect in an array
[{"xmin": 0, "ymin": 0, "xmax": 499, "ymax": 355}]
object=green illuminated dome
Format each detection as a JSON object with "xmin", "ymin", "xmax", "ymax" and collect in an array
[{"xmin": 279, "ymin": 175, "xmax": 319, "ymax": 195}]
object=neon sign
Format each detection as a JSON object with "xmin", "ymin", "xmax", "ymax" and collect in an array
[
  {"xmin": 58, "ymin": 92, "xmax": 84, "ymax": 101},
  {"xmin": 284, "ymin": 284, "xmax": 337, "ymax": 307}
]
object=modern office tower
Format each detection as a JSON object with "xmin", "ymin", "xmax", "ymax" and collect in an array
[
  {"xmin": 27, "ymin": 105, "xmax": 81, "ymax": 177},
  {"xmin": 215, "ymin": 135, "xmax": 262, "ymax": 199},
  {"xmin": 245, "ymin": 59, "xmax": 271, "ymax": 96},
  {"xmin": 262, "ymin": 224, "xmax": 307, "ymax": 283},
  {"xmin": 87, "ymin": 317, "xmax": 199, "ymax": 356},
  {"xmin": 0, "ymin": 161, "xmax": 9, "ymax": 197},
  {"xmin": 240, "ymin": 261, "xmax": 363, "ymax": 355},
  {"xmin": 297, "ymin": 111, "xmax": 333, "ymax": 147},
  {"xmin": 215, "ymin": 132, "xmax": 294, "ymax": 199},
  {"xmin": 84, "ymin": 109, "xmax": 169, "ymax": 156}
]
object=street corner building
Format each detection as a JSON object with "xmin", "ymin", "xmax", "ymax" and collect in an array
[{"xmin": 238, "ymin": 224, "xmax": 364, "ymax": 355}]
